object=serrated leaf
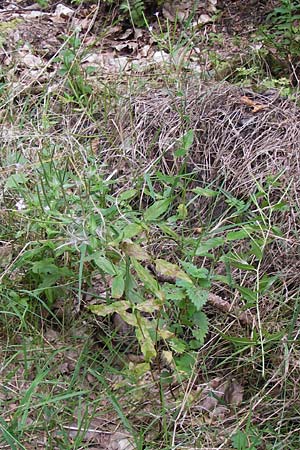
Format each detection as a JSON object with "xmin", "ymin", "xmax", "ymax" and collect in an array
[
  {"xmin": 174, "ymin": 352, "xmax": 196, "ymax": 374},
  {"xmin": 163, "ymin": 284, "xmax": 186, "ymax": 301},
  {"xmin": 169, "ymin": 337, "xmax": 187, "ymax": 353},
  {"xmin": 111, "ymin": 274, "xmax": 125, "ymax": 299},
  {"xmin": 192, "ymin": 312, "xmax": 209, "ymax": 344},
  {"xmin": 180, "ymin": 261, "xmax": 209, "ymax": 279},
  {"xmin": 144, "ymin": 198, "xmax": 171, "ymax": 222},
  {"xmin": 121, "ymin": 240, "xmax": 150, "ymax": 261},
  {"xmin": 155, "ymin": 259, "xmax": 192, "ymax": 283},
  {"xmin": 186, "ymin": 286, "xmax": 208, "ymax": 310}
]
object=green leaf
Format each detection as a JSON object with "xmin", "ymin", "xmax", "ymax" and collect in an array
[
  {"xmin": 221, "ymin": 334, "xmax": 257, "ymax": 346},
  {"xmin": 232, "ymin": 430, "xmax": 249, "ymax": 450},
  {"xmin": 220, "ymin": 253, "xmax": 256, "ymax": 271},
  {"xmin": 87, "ymin": 253, "xmax": 116, "ymax": 275},
  {"xmin": 236, "ymin": 285, "xmax": 257, "ymax": 305},
  {"xmin": 144, "ymin": 198, "xmax": 171, "ymax": 222},
  {"xmin": 174, "ymin": 130, "xmax": 194, "ymax": 157},
  {"xmin": 177, "ymin": 203, "xmax": 187, "ymax": 220},
  {"xmin": 192, "ymin": 187, "xmax": 218, "ymax": 197},
  {"xmin": 118, "ymin": 189, "xmax": 137, "ymax": 202},
  {"xmin": 155, "ymin": 259, "xmax": 192, "ymax": 283},
  {"xmin": 195, "ymin": 237, "xmax": 225, "ymax": 256},
  {"xmin": 31, "ymin": 259, "xmax": 58, "ymax": 275},
  {"xmin": 250, "ymin": 240, "xmax": 263, "ymax": 261},
  {"xmin": 158, "ymin": 223, "xmax": 180, "ymax": 240},
  {"xmin": 111, "ymin": 274, "xmax": 125, "ymax": 299},
  {"xmin": 192, "ymin": 312, "xmax": 209, "ymax": 345},
  {"xmin": 169, "ymin": 337, "xmax": 187, "ymax": 353},
  {"xmin": 163, "ymin": 284, "xmax": 186, "ymax": 301},
  {"xmin": 258, "ymin": 274, "xmax": 277, "ymax": 293},
  {"xmin": 135, "ymin": 316, "xmax": 156, "ymax": 361},
  {"xmin": 131, "ymin": 259, "xmax": 164, "ymax": 300},
  {"xmin": 174, "ymin": 352, "xmax": 196, "ymax": 374},
  {"xmin": 122, "ymin": 223, "xmax": 143, "ymax": 240},
  {"xmin": 180, "ymin": 261, "xmax": 209, "ymax": 280},
  {"xmin": 5, "ymin": 173, "xmax": 28, "ymax": 189},
  {"xmin": 186, "ymin": 286, "xmax": 208, "ymax": 310},
  {"xmin": 226, "ymin": 230, "xmax": 249, "ymax": 241}
]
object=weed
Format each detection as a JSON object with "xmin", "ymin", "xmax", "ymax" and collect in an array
[{"xmin": 258, "ymin": 0, "xmax": 300, "ymax": 80}]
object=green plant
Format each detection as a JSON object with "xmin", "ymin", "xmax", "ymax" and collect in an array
[
  {"xmin": 258, "ymin": 0, "xmax": 300, "ymax": 78},
  {"xmin": 55, "ymin": 33, "xmax": 93, "ymax": 110},
  {"xmin": 120, "ymin": 0, "xmax": 146, "ymax": 27},
  {"xmin": 266, "ymin": 0, "xmax": 300, "ymax": 57},
  {"xmin": 232, "ymin": 428, "xmax": 262, "ymax": 450}
]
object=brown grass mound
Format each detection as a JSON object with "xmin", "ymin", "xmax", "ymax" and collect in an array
[{"xmin": 110, "ymin": 81, "xmax": 300, "ymax": 286}]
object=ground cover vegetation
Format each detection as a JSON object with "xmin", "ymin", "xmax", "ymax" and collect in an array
[{"xmin": 0, "ymin": 0, "xmax": 300, "ymax": 448}]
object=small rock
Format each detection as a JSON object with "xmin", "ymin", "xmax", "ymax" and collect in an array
[{"xmin": 54, "ymin": 4, "xmax": 74, "ymax": 17}]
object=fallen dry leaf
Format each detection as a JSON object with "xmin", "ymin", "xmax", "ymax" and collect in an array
[
  {"xmin": 241, "ymin": 95, "xmax": 268, "ymax": 113},
  {"xmin": 0, "ymin": 243, "xmax": 13, "ymax": 267},
  {"xmin": 199, "ymin": 396, "xmax": 218, "ymax": 412},
  {"xmin": 22, "ymin": 53, "xmax": 43, "ymax": 69},
  {"xmin": 209, "ymin": 405, "xmax": 230, "ymax": 421},
  {"xmin": 223, "ymin": 379, "xmax": 244, "ymax": 406}
]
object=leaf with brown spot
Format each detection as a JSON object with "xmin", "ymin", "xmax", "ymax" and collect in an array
[
  {"xmin": 155, "ymin": 259, "xmax": 192, "ymax": 283},
  {"xmin": 120, "ymin": 240, "xmax": 150, "ymax": 261}
]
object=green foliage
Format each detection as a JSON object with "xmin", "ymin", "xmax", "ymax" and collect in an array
[
  {"xmin": 55, "ymin": 34, "xmax": 93, "ymax": 109},
  {"xmin": 232, "ymin": 428, "xmax": 262, "ymax": 450},
  {"xmin": 258, "ymin": 0, "xmax": 300, "ymax": 78},
  {"xmin": 266, "ymin": 0, "xmax": 300, "ymax": 57},
  {"xmin": 1, "ymin": 140, "xmax": 287, "ymax": 373},
  {"xmin": 120, "ymin": 0, "xmax": 146, "ymax": 27}
]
